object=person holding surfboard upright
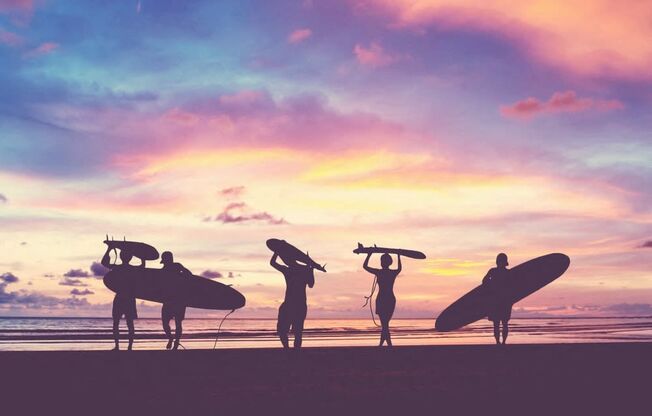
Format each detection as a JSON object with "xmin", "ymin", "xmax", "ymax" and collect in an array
[
  {"xmin": 270, "ymin": 253, "xmax": 315, "ymax": 349},
  {"xmin": 482, "ymin": 253, "xmax": 512, "ymax": 345},
  {"xmin": 101, "ymin": 246, "xmax": 141, "ymax": 351},
  {"xmin": 160, "ymin": 251, "xmax": 192, "ymax": 350},
  {"xmin": 363, "ymin": 253, "xmax": 402, "ymax": 347}
]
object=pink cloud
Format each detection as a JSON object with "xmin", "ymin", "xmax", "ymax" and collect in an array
[
  {"xmin": 287, "ymin": 28, "xmax": 312, "ymax": 44},
  {"xmin": 500, "ymin": 91, "xmax": 624, "ymax": 119},
  {"xmin": 23, "ymin": 41, "xmax": 59, "ymax": 58},
  {"xmin": 354, "ymin": 42, "xmax": 400, "ymax": 67},
  {"xmin": 359, "ymin": 0, "xmax": 652, "ymax": 80},
  {"xmin": 0, "ymin": 28, "xmax": 23, "ymax": 46},
  {"xmin": 0, "ymin": 0, "xmax": 32, "ymax": 12},
  {"xmin": 163, "ymin": 108, "xmax": 200, "ymax": 125},
  {"xmin": 218, "ymin": 90, "xmax": 269, "ymax": 107}
]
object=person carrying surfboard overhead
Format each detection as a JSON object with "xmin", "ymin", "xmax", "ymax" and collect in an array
[
  {"xmin": 482, "ymin": 253, "xmax": 512, "ymax": 345},
  {"xmin": 269, "ymin": 252, "xmax": 315, "ymax": 349},
  {"xmin": 363, "ymin": 252, "xmax": 402, "ymax": 347},
  {"xmin": 160, "ymin": 251, "xmax": 192, "ymax": 350},
  {"xmin": 101, "ymin": 246, "xmax": 141, "ymax": 351}
]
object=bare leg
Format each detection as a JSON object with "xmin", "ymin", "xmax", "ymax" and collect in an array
[
  {"xmin": 380, "ymin": 315, "xmax": 392, "ymax": 347},
  {"xmin": 293, "ymin": 319, "xmax": 304, "ymax": 349},
  {"xmin": 502, "ymin": 320, "xmax": 509, "ymax": 344},
  {"xmin": 162, "ymin": 318, "xmax": 172, "ymax": 349},
  {"xmin": 126, "ymin": 318, "xmax": 135, "ymax": 351},
  {"xmin": 112, "ymin": 318, "xmax": 120, "ymax": 350},
  {"xmin": 493, "ymin": 321, "xmax": 500, "ymax": 344},
  {"xmin": 173, "ymin": 317, "xmax": 183, "ymax": 350},
  {"xmin": 277, "ymin": 305, "xmax": 290, "ymax": 349}
]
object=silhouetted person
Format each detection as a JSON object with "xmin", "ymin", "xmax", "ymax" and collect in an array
[
  {"xmin": 482, "ymin": 253, "xmax": 512, "ymax": 345},
  {"xmin": 363, "ymin": 253, "xmax": 402, "ymax": 347},
  {"xmin": 101, "ymin": 247, "xmax": 143, "ymax": 351},
  {"xmin": 270, "ymin": 253, "xmax": 315, "ymax": 349},
  {"xmin": 160, "ymin": 251, "xmax": 192, "ymax": 350}
]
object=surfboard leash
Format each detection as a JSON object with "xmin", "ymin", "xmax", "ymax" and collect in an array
[
  {"xmin": 362, "ymin": 276, "xmax": 380, "ymax": 327},
  {"xmin": 212, "ymin": 309, "xmax": 235, "ymax": 350}
]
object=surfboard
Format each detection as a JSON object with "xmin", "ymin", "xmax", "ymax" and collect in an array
[
  {"xmin": 435, "ymin": 253, "xmax": 570, "ymax": 332},
  {"xmin": 104, "ymin": 239, "xmax": 159, "ymax": 261},
  {"xmin": 266, "ymin": 239, "xmax": 326, "ymax": 272},
  {"xmin": 353, "ymin": 243, "xmax": 426, "ymax": 260},
  {"xmin": 103, "ymin": 268, "xmax": 246, "ymax": 310}
]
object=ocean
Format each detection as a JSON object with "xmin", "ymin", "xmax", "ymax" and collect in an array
[{"xmin": 1, "ymin": 316, "xmax": 652, "ymax": 351}]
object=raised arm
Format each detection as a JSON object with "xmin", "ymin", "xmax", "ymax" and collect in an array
[
  {"xmin": 363, "ymin": 253, "xmax": 380, "ymax": 275},
  {"xmin": 482, "ymin": 269, "xmax": 492, "ymax": 285},
  {"xmin": 395, "ymin": 254, "xmax": 402, "ymax": 274},
  {"xmin": 101, "ymin": 246, "xmax": 113, "ymax": 269},
  {"xmin": 270, "ymin": 253, "xmax": 286, "ymax": 272}
]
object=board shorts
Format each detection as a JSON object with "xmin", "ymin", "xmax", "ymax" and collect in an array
[
  {"xmin": 487, "ymin": 303, "xmax": 512, "ymax": 322},
  {"xmin": 112, "ymin": 294, "xmax": 137, "ymax": 320},
  {"xmin": 375, "ymin": 293, "xmax": 396, "ymax": 318},
  {"xmin": 162, "ymin": 302, "xmax": 186, "ymax": 321},
  {"xmin": 277, "ymin": 302, "xmax": 307, "ymax": 335}
]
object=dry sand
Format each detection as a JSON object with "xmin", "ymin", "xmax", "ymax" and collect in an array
[{"xmin": 2, "ymin": 343, "xmax": 649, "ymax": 415}]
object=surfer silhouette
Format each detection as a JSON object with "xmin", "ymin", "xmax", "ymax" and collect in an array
[
  {"xmin": 160, "ymin": 251, "xmax": 192, "ymax": 350},
  {"xmin": 270, "ymin": 253, "xmax": 315, "ymax": 349},
  {"xmin": 482, "ymin": 253, "xmax": 512, "ymax": 345},
  {"xmin": 363, "ymin": 253, "xmax": 402, "ymax": 347},
  {"xmin": 101, "ymin": 246, "xmax": 142, "ymax": 351}
]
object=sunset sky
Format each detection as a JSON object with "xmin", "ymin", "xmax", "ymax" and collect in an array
[{"xmin": 1, "ymin": 0, "xmax": 651, "ymax": 318}]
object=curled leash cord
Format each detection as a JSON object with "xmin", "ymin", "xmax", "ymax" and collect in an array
[
  {"xmin": 362, "ymin": 276, "xmax": 380, "ymax": 327},
  {"xmin": 213, "ymin": 309, "xmax": 235, "ymax": 349}
]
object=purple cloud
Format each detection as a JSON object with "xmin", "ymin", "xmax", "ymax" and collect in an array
[
  {"xmin": 90, "ymin": 261, "xmax": 110, "ymax": 277},
  {"xmin": 0, "ymin": 194, "xmax": 7, "ymax": 204},
  {"xmin": 640, "ymin": 241, "xmax": 652, "ymax": 248},
  {"xmin": 70, "ymin": 288, "xmax": 94, "ymax": 296},
  {"xmin": 205, "ymin": 202, "xmax": 287, "ymax": 225},
  {"xmin": 59, "ymin": 277, "xmax": 88, "ymax": 287},
  {"xmin": 64, "ymin": 269, "xmax": 91, "ymax": 278},
  {"xmin": 219, "ymin": 186, "xmax": 246, "ymax": 198},
  {"xmin": 200, "ymin": 270, "xmax": 223, "ymax": 279},
  {"xmin": 1, "ymin": 272, "xmax": 19, "ymax": 283}
]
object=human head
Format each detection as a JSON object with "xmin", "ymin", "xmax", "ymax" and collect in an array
[
  {"xmin": 380, "ymin": 253, "xmax": 393, "ymax": 269},
  {"xmin": 120, "ymin": 250, "xmax": 133, "ymax": 265},
  {"xmin": 496, "ymin": 253, "xmax": 508, "ymax": 268},
  {"xmin": 161, "ymin": 251, "xmax": 173, "ymax": 265}
]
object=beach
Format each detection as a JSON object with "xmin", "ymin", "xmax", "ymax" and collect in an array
[{"xmin": 2, "ymin": 343, "xmax": 650, "ymax": 415}]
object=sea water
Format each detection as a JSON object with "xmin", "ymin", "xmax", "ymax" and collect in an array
[{"xmin": 1, "ymin": 317, "xmax": 652, "ymax": 351}]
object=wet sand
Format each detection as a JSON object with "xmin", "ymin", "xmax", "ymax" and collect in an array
[{"xmin": 2, "ymin": 343, "xmax": 649, "ymax": 415}]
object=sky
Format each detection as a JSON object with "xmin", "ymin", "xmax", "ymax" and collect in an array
[{"xmin": 0, "ymin": 0, "xmax": 651, "ymax": 318}]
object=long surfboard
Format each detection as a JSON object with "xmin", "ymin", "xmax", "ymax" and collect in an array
[
  {"xmin": 104, "ymin": 239, "xmax": 159, "ymax": 261},
  {"xmin": 435, "ymin": 253, "xmax": 570, "ymax": 332},
  {"xmin": 266, "ymin": 239, "xmax": 326, "ymax": 272},
  {"xmin": 104, "ymin": 268, "xmax": 246, "ymax": 310},
  {"xmin": 353, "ymin": 243, "xmax": 426, "ymax": 260}
]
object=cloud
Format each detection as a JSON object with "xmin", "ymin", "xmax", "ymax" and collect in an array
[
  {"xmin": 90, "ymin": 261, "xmax": 110, "ymax": 277},
  {"xmin": 219, "ymin": 186, "xmax": 246, "ymax": 198},
  {"xmin": 205, "ymin": 202, "xmax": 288, "ymax": 225},
  {"xmin": 70, "ymin": 288, "xmax": 94, "ymax": 296},
  {"xmin": 1, "ymin": 272, "xmax": 19, "ymax": 283},
  {"xmin": 500, "ymin": 91, "xmax": 624, "ymax": 119},
  {"xmin": 639, "ymin": 241, "xmax": 652, "ymax": 248},
  {"xmin": 600, "ymin": 303, "xmax": 652, "ymax": 316},
  {"xmin": 0, "ymin": 28, "xmax": 23, "ymax": 47},
  {"xmin": 361, "ymin": 0, "xmax": 652, "ymax": 79},
  {"xmin": 0, "ymin": 0, "xmax": 33, "ymax": 12},
  {"xmin": 0, "ymin": 194, "xmax": 7, "ymax": 203},
  {"xmin": 59, "ymin": 277, "xmax": 88, "ymax": 287},
  {"xmin": 288, "ymin": 28, "xmax": 312, "ymax": 44},
  {"xmin": 354, "ymin": 42, "xmax": 401, "ymax": 67},
  {"xmin": 23, "ymin": 42, "xmax": 59, "ymax": 58},
  {"xmin": 200, "ymin": 270, "xmax": 223, "ymax": 279},
  {"xmin": 64, "ymin": 269, "xmax": 91, "ymax": 278}
]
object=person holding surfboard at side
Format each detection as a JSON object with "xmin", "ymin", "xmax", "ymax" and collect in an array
[
  {"xmin": 101, "ymin": 246, "xmax": 142, "ymax": 351},
  {"xmin": 482, "ymin": 253, "xmax": 512, "ymax": 345},
  {"xmin": 160, "ymin": 251, "xmax": 192, "ymax": 350},
  {"xmin": 363, "ymin": 253, "xmax": 402, "ymax": 347}
]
